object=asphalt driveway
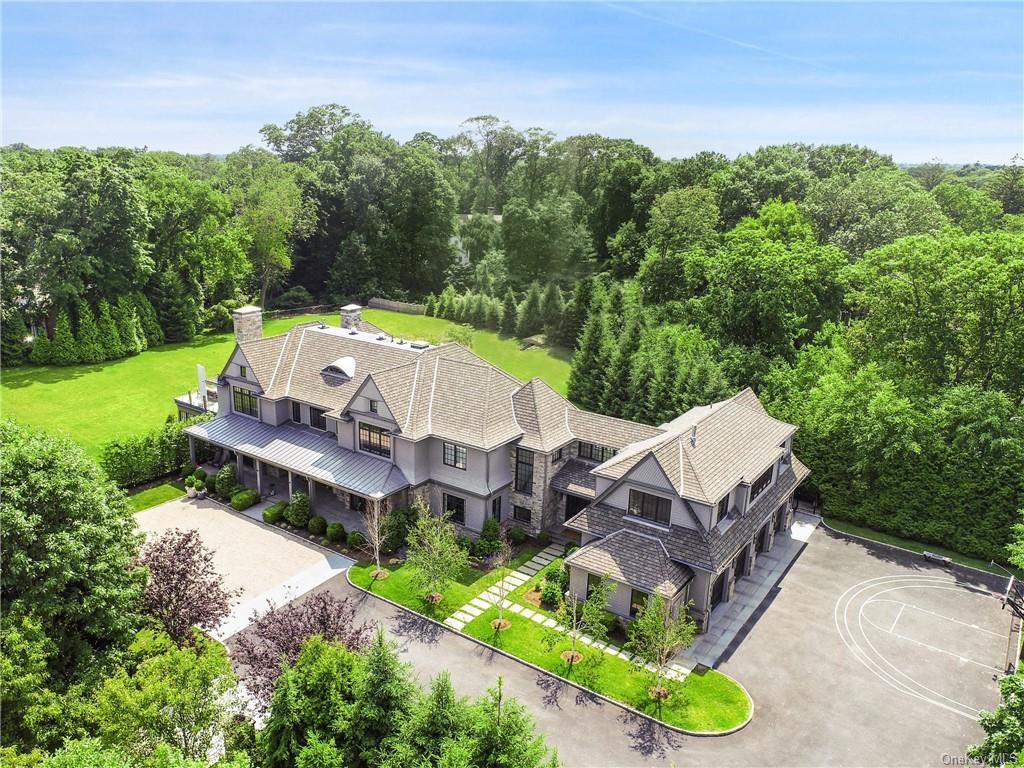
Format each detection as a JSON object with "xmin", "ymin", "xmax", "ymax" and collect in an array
[
  {"xmin": 136, "ymin": 497, "xmax": 353, "ymax": 638},
  {"xmin": 277, "ymin": 525, "xmax": 1010, "ymax": 767}
]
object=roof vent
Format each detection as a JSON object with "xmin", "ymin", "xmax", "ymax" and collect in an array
[
  {"xmin": 348, "ymin": 328, "xmax": 358, "ymax": 335},
  {"xmin": 376, "ymin": 334, "xmax": 386, "ymax": 341},
  {"xmin": 410, "ymin": 340, "xmax": 429, "ymax": 350},
  {"xmin": 396, "ymin": 338, "xmax": 406, "ymax": 345},
  {"xmin": 690, "ymin": 426, "xmax": 698, "ymax": 448},
  {"xmin": 323, "ymin": 356, "xmax": 357, "ymax": 379}
]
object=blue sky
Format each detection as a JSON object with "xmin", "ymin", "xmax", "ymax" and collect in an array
[{"xmin": 3, "ymin": 2, "xmax": 1022, "ymax": 163}]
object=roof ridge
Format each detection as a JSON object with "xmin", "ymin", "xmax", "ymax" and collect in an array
[
  {"xmin": 265, "ymin": 332, "xmax": 292, "ymax": 392},
  {"xmin": 404, "ymin": 358, "xmax": 421, "ymax": 432},
  {"xmin": 571, "ymin": 408, "xmax": 663, "ymax": 432},
  {"xmin": 426, "ymin": 357, "xmax": 440, "ymax": 434},
  {"xmin": 285, "ymin": 329, "xmax": 307, "ymax": 397}
]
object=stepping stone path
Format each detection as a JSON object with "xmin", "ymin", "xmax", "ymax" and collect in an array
[{"xmin": 440, "ymin": 541, "xmax": 692, "ymax": 681}]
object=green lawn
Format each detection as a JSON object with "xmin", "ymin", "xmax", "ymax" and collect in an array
[
  {"xmin": 824, "ymin": 518, "xmax": 1023, "ymax": 580},
  {"xmin": 461, "ymin": 606, "xmax": 751, "ymax": 733},
  {"xmin": 128, "ymin": 480, "xmax": 186, "ymax": 512},
  {"xmin": 0, "ymin": 309, "xmax": 571, "ymax": 457},
  {"xmin": 349, "ymin": 545, "xmax": 542, "ymax": 620}
]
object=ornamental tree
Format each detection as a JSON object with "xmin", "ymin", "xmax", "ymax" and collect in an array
[
  {"xmin": 137, "ymin": 528, "xmax": 240, "ymax": 645},
  {"xmin": 624, "ymin": 594, "xmax": 698, "ymax": 702},
  {"xmin": 404, "ymin": 499, "xmax": 471, "ymax": 603},
  {"xmin": 543, "ymin": 576, "xmax": 613, "ymax": 670},
  {"xmin": 231, "ymin": 590, "xmax": 372, "ymax": 705}
]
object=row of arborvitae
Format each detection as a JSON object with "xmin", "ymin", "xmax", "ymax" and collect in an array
[{"xmin": 7, "ymin": 293, "xmax": 164, "ymax": 367}]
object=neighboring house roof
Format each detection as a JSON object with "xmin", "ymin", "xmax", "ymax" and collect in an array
[
  {"xmin": 592, "ymin": 388, "xmax": 797, "ymax": 505},
  {"xmin": 185, "ymin": 414, "xmax": 409, "ymax": 499},
  {"xmin": 549, "ymin": 459, "xmax": 598, "ymax": 499},
  {"xmin": 566, "ymin": 457, "xmax": 810, "ymax": 573},
  {"xmin": 565, "ymin": 529, "xmax": 694, "ymax": 600}
]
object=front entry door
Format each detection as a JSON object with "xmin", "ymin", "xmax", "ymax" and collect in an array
[
  {"xmin": 757, "ymin": 523, "xmax": 771, "ymax": 554},
  {"xmin": 564, "ymin": 493, "xmax": 589, "ymax": 522},
  {"xmin": 710, "ymin": 571, "xmax": 727, "ymax": 608}
]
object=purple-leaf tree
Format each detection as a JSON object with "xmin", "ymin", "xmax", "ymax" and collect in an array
[
  {"xmin": 137, "ymin": 528, "xmax": 241, "ymax": 646},
  {"xmin": 231, "ymin": 590, "xmax": 374, "ymax": 706}
]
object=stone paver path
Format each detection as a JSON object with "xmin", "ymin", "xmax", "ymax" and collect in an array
[{"xmin": 441, "ymin": 541, "xmax": 692, "ymax": 681}]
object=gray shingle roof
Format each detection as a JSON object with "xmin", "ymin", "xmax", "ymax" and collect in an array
[
  {"xmin": 566, "ymin": 457, "xmax": 810, "ymax": 573},
  {"xmin": 566, "ymin": 409, "xmax": 664, "ymax": 450},
  {"xmin": 593, "ymin": 388, "xmax": 797, "ymax": 505},
  {"xmin": 185, "ymin": 414, "xmax": 409, "ymax": 498},
  {"xmin": 565, "ymin": 530, "xmax": 694, "ymax": 599},
  {"xmin": 512, "ymin": 379, "xmax": 576, "ymax": 452},
  {"xmin": 549, "ymin": 459, "xmax": 597, "ymax": 499}
]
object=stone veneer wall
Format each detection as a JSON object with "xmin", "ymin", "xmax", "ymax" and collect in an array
[
  {"xmin": 508, "ymin": 442, "xmax": 575, "ymax": 534},
  {"xmin": 233, "ymin": 307, "xmax": 263, "ymax": 343}
]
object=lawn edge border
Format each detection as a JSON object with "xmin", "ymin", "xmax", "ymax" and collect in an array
[
  {"xmin": 820, "ymin": 518, "xmax": 1012, "ymax": 584},
  {"xmin": 346, "ymin": 568, "xmax": 753, "ymax": 737}
]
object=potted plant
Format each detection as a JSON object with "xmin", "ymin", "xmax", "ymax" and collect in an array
[
  {"xmin": 184, "ymin": 475, "xmax": 197, "ymax": 498},
  {"xmin": 194, "ymin": 478, "xmax": 207, "ymax": 499}
]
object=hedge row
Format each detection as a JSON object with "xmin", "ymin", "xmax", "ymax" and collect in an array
[{"xmin": 100, "ymin": 413, "xmax": 212, "ymax": 487}]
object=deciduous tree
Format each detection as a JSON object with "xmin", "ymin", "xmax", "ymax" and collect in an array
[
  {"xmin": 624, "ymin": 594, "xmax": 697, "ymax": 703},
  {"xmin": 405, "ymin": 499, "xmax": 471, "ymax": 603}
]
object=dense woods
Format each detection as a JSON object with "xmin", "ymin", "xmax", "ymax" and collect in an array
[{"xmin": 3, "ymin": 104, "xmax": 1023, "ymax": 561}]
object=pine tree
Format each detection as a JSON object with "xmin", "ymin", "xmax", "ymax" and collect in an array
[
  {"xmin": 348, "ymin": 630, "xmax": 416, "ymax": 768},
  {"xmin": 49, "ymin": 308, "xmax": 78, "ymax": 366},
  {"xmin": 1, "ymin": 307, "xmax": 30, "ymax": 367},
  {"xmin": 97, "ymin": 299, "xmax": 125, "ymax": 360},
  {"xmin": 134, "ymin": 292, "xmax": 165, "ymax": 347},
  {"xmin": 437, "ymin": 285, "xmax": 458, "ymax": 320},
  {"xmin": 382, "ymin": 672, "xmax": 471, "ymax": 768},
  {"xmin": 29, "ymin": 326, "xmax": 52, "ymax": 365},
  {"xmin": 558, "ymin": 278, "xmax": 599, "ymax": 349},
  {"xmin": 500, "ymin": 289, "xmax": 519, "ymax": 336},
  {"xmin": 152, "ymin": 267, "xmax": 200, "ymax": 342},
  {"xmin": 470, "ymin": 677, "xmax": 554, "ymax": 768},
  {"xmin": 114, "ymin": 296, "xmax": 145, "ymax": 355},
  {"xmin": 566, "ymin": 308, "xmax": 612, "ymax": 410},
  {"xmin": 605, "ymin": 283, "xmax": 625, "ymax": 336},
  {"xmin": 485, "ymin": 297, "xmax": 502, "ymax": 330},
  {"xmin": 647, "ymin": 333, "xmax": 682, "ymax": 425},
  {"xmin": 471, "ymin": 293, "xmax": 488, "ymax": 327},
  {"xmin": 626, "ymin": 341, "xmax": 659, "ymax": 423},
  {"xmin": 75, "ymin": 303, "xmax": 106, "ymax": 363},
  {"xmin": 516, "ymin": 283, "xmax": 544, "ymax": 338},
  {"xmin": 601, "ymin": 309, "xmax": 644, "ymax": 417},
  {"xmin": 424, "ymin": 293, "xmax": 438, "ymax": 317},
  {"xmin": 539, "ymin": 283, "xmax": 565, "ymax": 341}
]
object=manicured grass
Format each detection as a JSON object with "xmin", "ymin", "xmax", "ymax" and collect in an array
[
  {"xmin": 128, "ymin": 480, "xmax": 186, "ymax": 512},
  {"xmin": 362, "ymin": 309, "xmax": 572, "ymax": 395},
  {"xmin": 824, "ymin": 518, "xmax": 1023, "ymax": 580},
  {"xmin": 461, "ymin": 606, "xmax": 751, "ymax": 733},
  {"xmin": 1, "ymin": 309, "xmax": 570, "ymax": 457},
  {"xmin": 349, "ymin": 545, "xmax": 542, "ymax": 620}
]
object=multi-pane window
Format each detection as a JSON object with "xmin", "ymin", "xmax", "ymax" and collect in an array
[
  {"xmin": 491, "ymin": 496, "xmax": 502, "ymax": 520},
  {"xmin": 232, "ymin": 387, "xmax": 259, "ymax": 417},
  {"xmin": 630, "ymin": 589, "xmax": 648, "ymax": 618},
  {"xmin": 554, "ymin": 446, "xmax": 563, "ymax": 462},
  {"xmin": 444, "ymin": 493, "xmax": 465, "ymax": 525},
  {"xmin": 515, "ymin": 448, "xmax": 534, "ymax": 493},
  {"xmin": 239, "ymin": 366, "xmax": 247, "ymax": 378},
  {"xmin": 309, "ymin": 407, "xmax": 327, "ymax": 431},
  {"xmin": 291, "ymin": 401, "xmax": 302, "ymax": 423},
  {"xmin": 443, "ymin": 442, "xmax": 467, "ymax": 470},
  {"xmin": 577, "ymin": 441, "xmax": 616, "ymax": 463},
  {"xmin": 716, "ymin": 496, "xmax": 729, "ymax": 522},
  {"xmin": 359, "ymin": 422, "xmax": 391, "ymax": 458},
  {"xmin": 513, "ymin": 505, "xmax": 531, "ymax": 523},
  {"xmin": 628, "ymin": 489, "xmax": 671, "ymax": 526},
  {"xmin": 586, "ymin": 573, "xmax": 602, "ymax": 597},
  {"xmin": 369, "ymin": 399, "xmax": 379, "ymax": 413},
  {"xmin": 750, "ymin": 466, "xmax": 774, "ymax": 501}
]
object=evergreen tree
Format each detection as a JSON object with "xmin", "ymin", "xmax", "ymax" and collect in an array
[
  {"xmin": 152, "ymin": 267, "xmax": 200, "ymax": 342},
  {"xmin": 382, "ymin": 672, "xmax": 471, "ymax": 768},
  {"xmin": 1, "ymin": 307, "xmax": 30, "ymax": 367},
  {"xmin": 646, "ymin": 333, "xmax": 682, "ymax": 425},
  {"xmin": 470, "ymin": 677, "xmax": 556, "ymax": 768},
  {"xmin": 114, "ymin": 296, "xmax": 145, "ymax": 355},
  {"xmin": 348, "ymin": 630, "xmax": 416, "ymax": 768},
  {"xmin": 558, "ymin": 278, "xmax": 600, "ymax": 349},
  {"xmin": 485, "ymin": 297, "xmax": 502, "ymax": 330},
  {"xmin": 604, "ymin": 283, "xmax": 625, "ymax": 336},
  {"xmin": 601, "ymin": 309, "xmax": 644, "ymax": 417},
  {"xmin": 500, "ymin": 289, "xmax": 519, "ymax": 336},
  {"xmin": 471, "ymin": 293, "xmax": 488, "ymax": 327},
  {"xmin": 626, "ymin": 341, "xmax": 660, "ymax": 423},
  {"xmin": 516, "ymin": 283, "xmax": 544, "ymax": 338},
  {"xmin": 134, "ymin": 293, "xmax": 164, "ymax": 347},
  {"xmin": 29, "ymin": 326, "xmax": 52, "ymax": 365},
  {"xmin": 539, "ymin": 283, "xmax": 565, "ymax": 341},
  {"xmin": 677, "ymin": 355, "xmax": 730, "ymax": 413},
  {"xmin": 566, "ymin": 308, "xmax": 612, "ymax": 410},
  {"xmin": 424, "ymin": 293, "xmax": 438, "ymax": 317},
  {"xmin": 74, "ymin": 303, "xmax": 106, "ymax": 363},
  {"xmin": 437, "ymin": 285, "xmax": 458, "ymax": 320},
  {"xmin": 96, "ymin": 299, "xmax": 125, "ymax": 360},
  {"xmin": 49, "ymin": 308, "xmax": 78, "ymax": 366}
]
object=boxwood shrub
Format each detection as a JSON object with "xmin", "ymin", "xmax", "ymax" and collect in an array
[
  {"xmin": 307, "ymin": 515, "xmax": 327, "ymax": 536},
  {"xmin": 262, "ymin": 501, "xmax": 287, "ymax": 524},
  {"xmin": 230, "ymin": 488, "xmax": 260, "ymax": 510},
  {"xmin": 326, "ymin": 522, "xmax": 346, "ymax": 543},
  {"xmin": 285, "ymin": 492, "xmax": 310, "ymax": 528},
  {"xmin": 346, "ymin": 530, "xmax": 366, "ymax": 548}
]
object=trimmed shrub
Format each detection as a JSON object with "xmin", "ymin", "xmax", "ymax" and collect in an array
[
  {"xmin": 263, "ymin": 501, "xmax": 287, "ymax": 524},
  {"xmin": 100, "ymin": 414, "xmax": 211, "ymax": 487},
  {"xmin": 474, "ymin": 517, "xmax": 501, "ymax": 558},
  {"xmin": 194, "ymin": 478, "xmax": 206, "ymax": 492},
  {"xmin": 308, "ymin": 516, "xmax": 327, "ymax": 536},
  {"xmin": 215, "ymin": 463, "xmax": 240, "ymax": 498},
  {"xmin": 382, "ymin": 504, "xmax": 417, "ymax": 553},
  {"xmin": 284, "ymin": 492, "xmax": 310, "ymax": 528},
  {"xmin": 231, "ymin": 489, "xmax": 260, "ymax": 510},
  {"xmin": 194, "ymin": 467, "xmax": 208, "ymax": 482},
  {"xmin": 540, "ymin": 578, "xmax": 563, "ymax": 607},
  {"xmin": 346, "ymin": 530, "xmax": 366, "ymax": 548},
  {"xmin": 456, "ymin": 535, "xmax": 473, "ymax": 552},
  {"xmin": 184, "ymin": 475, "xmax": 196, "ymax": 489},
  {"xmin": 536, "ymin": 531, "xmax": 551, "ymax": 546},
  {"xmin": 508, "ymin": 526, "xmax": 526, "ymax": 546},
  {"xmin": 326, "ymin": 522, "xmax": 346, "ymax": 543}
]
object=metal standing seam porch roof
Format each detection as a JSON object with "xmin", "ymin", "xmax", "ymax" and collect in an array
[{"xmin": 185, "ymin": 414, "xmax": 410, "ymax": 499}]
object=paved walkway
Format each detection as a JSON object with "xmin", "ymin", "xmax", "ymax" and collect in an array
[
  {"xmin": 442, "ymin": 542, "xmax": 692, "ymax": 681},
  {"xmin": 686, "ymin": 512, "xmax": 820, "ymax": 667}
]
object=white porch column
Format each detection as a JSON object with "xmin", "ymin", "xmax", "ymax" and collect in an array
[
  {"xmin": 287, "ymin": 471, "xmax": 293, "ymax": 498},
  {"xmin": 307, "ymin": 477, "xmax": 316, "ymax": 508},
  {"xmin": 256, "ymin": 461, "xmax": 263, "ymax": 495}
]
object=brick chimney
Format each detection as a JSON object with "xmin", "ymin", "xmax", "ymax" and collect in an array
[
  {"xmin": 233, "ymin": 305, "xmax": 263, "ymax": 343},
  {"xmin": 340, "ymin": 304, "xmax": 363, "ymax": 330}
]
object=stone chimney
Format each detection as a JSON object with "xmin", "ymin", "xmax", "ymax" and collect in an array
[
  {"xmin": 340, "ymin": 304, "xmax": 363, "ymax": 330},
  {"xmin": 233, "ymin": 305, "xmax": 263, "ymax": 343}
]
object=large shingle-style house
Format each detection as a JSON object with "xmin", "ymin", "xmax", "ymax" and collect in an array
[{"xmin": 183, "ymin": 304, "xmax": 808, "ymax": 632}]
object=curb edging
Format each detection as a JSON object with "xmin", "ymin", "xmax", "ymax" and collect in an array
[{"xmin": 346, "ymin": 569, "xmax": 754, "ymax": 738}]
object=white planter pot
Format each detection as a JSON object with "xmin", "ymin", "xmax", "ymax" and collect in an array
[{"xmin": 186, "ymin": 487, "xmax": 197, "ymax": 498}]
